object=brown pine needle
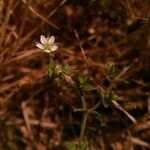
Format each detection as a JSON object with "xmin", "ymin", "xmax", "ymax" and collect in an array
[
  {"xmin": 74, "ymin": 29, "xmax": 87, "ymax": 60},
  {"xmin": 21, "ymin": 0, "xmax": 59, "ymax": 29}
]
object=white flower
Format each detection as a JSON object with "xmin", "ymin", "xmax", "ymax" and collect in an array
[{"xmin": 36, "ymin": 35, "xmax": 58, "ymax": 53}]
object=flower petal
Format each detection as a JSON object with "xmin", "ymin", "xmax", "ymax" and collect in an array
[
  {"xmin": 40, "ymin": 35, "xmax": 47, "ymax": 44},
  {"xmin": 44, "ymin": 49, "xmax": 51, "ymax": 53},
  {"xmin": 36, "ymin": 43, "xmax": 44, "ymax": 49},
  {"xmin": 51, "ymin": 45, "xmax": 58, "ymax": 51},
  {"xmin": 48, "ymin": 36, "xmax": 55, "ymax": 44}
]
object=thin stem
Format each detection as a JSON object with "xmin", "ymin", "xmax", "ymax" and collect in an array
[
  {"xmin": 78, "ymin": 92, "xmax": 101, "ymax": 149},
  {"xmin": 81, "ymin": 95, "xmax": 86, "ymax": 110},
  {"xmin": 88, "ymin": 101, "xmax": 101, "ymax": 112},
  {"xmin": 49, "ymin": 54, "xmax": 54, "ymax": 63},
  {"xmin": 78, "ymin": 95, "xmax": 88, "ymax": 149},
  {"xmin": 79, "ymin": 112, "xmax": 88, "ymax": 148}
]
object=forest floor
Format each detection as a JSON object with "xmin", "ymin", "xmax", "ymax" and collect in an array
[{"xmin": 0, "ymin": 0, "xmax": 150, "ymax": 150}]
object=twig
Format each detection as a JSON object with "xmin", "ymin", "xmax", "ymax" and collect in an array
[
  {"xmin": 48, "ymin": 0, "xmax": 67, "ymax": 18},
  {"xmin": 29, "ymin": 119, "xmax": 57, "ymax": 129},
  {"xmin": 148, "ymin": 97, "xmax": 150, "ymax": 113},
  {"xmin": 128, "ymin": 136, "xmax": 150, "ymax": 148},
  {"xmin": 21, "ymin": 0, "xmax": 59, "ymax": 29},
  {"xmin": 0, "ymin": 0, "xmax": 14, "ymax": 47},
  {"xmin": 112, "ymin": 101, "xmax": 137, "ymax": 124},
  {"xmin": 21, "ymin": 102, "xmax": 34, "ymax": 140},
  {"xmin": 74, "ymin": 30, "xmax": 87, "ymax": 60}
]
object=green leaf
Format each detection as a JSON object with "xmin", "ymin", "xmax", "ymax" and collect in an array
[
  {"xmin": 77, "ymin": 75, "xmax": 94, "ymax": 92},
  {"xmin": 80, "ymin": 141, "xmax": 89, "ymax": 150},
  {"xmin": 103, "ymin": 90, "xmax": 118, "ymax": 108},
  {"xmin": 116, "ymin": 79, "xmax": 129, "ymax": 84},
  {"xmin": 64, "ymin": 141, "xmax": 76, "ymax": 150},
  {"xmin": 91, "ymin": 111, "xmax": 101, "ymax": 122},
  {"xmin": 102, "ymin": 99, "xmax": 109, "ymax": 108},
  {"xmin": 62, "ymin": 65, "xmax": 73, "ymax": 75},
  {"xmin": 83, "ymin": 84, "xmax": 94, "ymax": 91},
  {"xmin": 107, "ymin": 90, "xmax": 118, "ymax": 102},
  {"xmin": 107, "ymin": 64, "xmax": 117, "ymax": 80},
  {"xmin": 97, "ymin": 86, "xmax": 105, "ymax": 100}
]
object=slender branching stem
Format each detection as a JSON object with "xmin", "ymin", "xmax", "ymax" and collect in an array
[
  {"xmin": 78, "ymin": 91, "xmax": 102, "ymax": 149},
  {"xmin": 78, "ymin": 95, "xmax": 88, "ymax": 149}
]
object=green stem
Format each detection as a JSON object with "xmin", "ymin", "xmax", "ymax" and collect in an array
[
  {"xmin": 49, "ymin": 55, "xmax": 54, "ymax": 64},
  {"xmin": 79, "ymin": 95, "xmax": 88, "ymax": 149}
]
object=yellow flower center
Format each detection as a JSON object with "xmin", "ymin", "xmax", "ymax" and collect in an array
[{"xmin": 44, "ymin": 43, "xmax": 52, "ymax": 50}]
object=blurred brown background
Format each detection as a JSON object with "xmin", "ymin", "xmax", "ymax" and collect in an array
[{"xmin": 0, "ymin": 0, "xmax": 150, "ymax": 149}]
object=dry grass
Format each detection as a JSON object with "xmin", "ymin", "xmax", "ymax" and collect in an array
[{"xmin": 0, "ymin": 0, "xmax": 150, "ymax": 149}]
